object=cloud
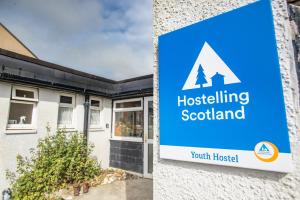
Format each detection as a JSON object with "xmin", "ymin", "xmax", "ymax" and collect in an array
[{"xmin": 0, "ymin": 0, "xmax": 153, "ymax": 80}]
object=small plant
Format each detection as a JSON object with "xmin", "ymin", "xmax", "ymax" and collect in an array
[{"xmin": 6, "ymin": 129, "xmax": 101, "ymax": 200}]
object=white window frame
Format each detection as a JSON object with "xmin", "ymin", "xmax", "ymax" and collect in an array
[
  {"xmin": 112, "ymin": 98, "xmax": 143, "ymax": 142},
  {"xmin": 89, "ymin": 97, "xmax": 103, "ymax": 130},
  {"xmin": 57, "ymin": 93, "xmax": 75, "ymax": 129},
  {"xmin": 7, "ymin": 86, "xmax": 38, "ymax": 130},
  {"xmin": 12, "ymin": 85, "xmax": 39, "ymax": 102}
]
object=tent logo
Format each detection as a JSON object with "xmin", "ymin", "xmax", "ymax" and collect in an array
[
  {"xmin": 182, "ymin": 42, "xmax": 241, "ymax": 90},
  {"xmin": 259, "ymin": 144, "xmax": 270, "ymax": 153},
  {"xmin": 254, "ymin": 141, "xmax": 279, "ymax": 162}
]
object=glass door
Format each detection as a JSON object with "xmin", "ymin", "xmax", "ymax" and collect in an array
[{"xmin": 143, "ymin": 97, "xmax": 153, "ymax": 178}]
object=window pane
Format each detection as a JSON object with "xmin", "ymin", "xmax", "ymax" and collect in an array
[
  {"xmin": 90, "ymin": 109, "xmax": 100, "ymax": 125},
  {"xmin": 58, "ymin": 107, "xmax": 73, "ymax": 125},
  {"xmin": 60, "ymin": 96, "xmax": 73, "ymax": 104},
  {"xmin": 8, "ymin": 103, "xmax": 33, "ymax": 124},
  {"xmin": 114, "ymin": 111, "xmax": 143, "ymax": 137},
  {"xmin": 116, "ymin": 101, "xmax": 141, "ymax": 108},
  {"xmin": 16, "ymin": 89, "xmax": 34, "ymax": 99},
  {"xmin": 91, "ymin": 100, "xmax": 100, "ymax": 107}
]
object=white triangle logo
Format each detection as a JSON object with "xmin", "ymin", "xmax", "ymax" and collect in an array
[{"xmin": 182, "ymin": 42, "xmax": 241, "ymax": 90}]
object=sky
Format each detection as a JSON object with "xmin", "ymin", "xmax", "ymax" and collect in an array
[{"xmin": 0, "ymin": 0, "xmax": 153, "ymax": 80}]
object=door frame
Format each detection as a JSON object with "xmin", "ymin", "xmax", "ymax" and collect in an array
[{"xmin": 143, "ymin": 96, "xmax": 153, "ymax": 178}]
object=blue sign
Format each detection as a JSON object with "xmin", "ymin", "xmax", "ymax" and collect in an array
[{"xmin": 158, "ymin": 0, "xmax": 292, "ymax": 172}]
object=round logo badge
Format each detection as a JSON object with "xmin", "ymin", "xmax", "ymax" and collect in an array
[{"xmin": 254, "ymin": 141, "xmax": 279, "ymax": 162}]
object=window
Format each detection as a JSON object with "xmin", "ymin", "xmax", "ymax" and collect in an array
[
  {"xmin": 113, "ymin": 98, "xmax": 143, "ymax": 141},
  {"xmin": 116, "ymin": 100, "xmax": 141, "ymax": 108},
  {"xmin": 58, "ymin": 94, "xmax": 75, "ymax": 128},
  {"xmin": 89, "ymin": 98, "xmax": 101, "ymax": 128},
  {"xmin": 12, "ymin": 86, "xmax": 38, "ymax": 102},
  {"xmin": 7, "ymin": 86, "xmax": 38, "ymax": 129}
]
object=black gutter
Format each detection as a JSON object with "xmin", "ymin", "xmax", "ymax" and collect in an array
[{"xmin": 0, "ymin": 73, "xmax": 153, "ymax": 98}]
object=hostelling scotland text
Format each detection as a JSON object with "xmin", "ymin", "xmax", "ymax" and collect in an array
[{"xmin": 178, "ymin": 90, "xmax": 250, "ymax": 121}]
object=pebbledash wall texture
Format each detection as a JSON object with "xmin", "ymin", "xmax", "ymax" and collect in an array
[{"xmin": 153, "ymin": 0, "xmax": 300, "ymax": 199}]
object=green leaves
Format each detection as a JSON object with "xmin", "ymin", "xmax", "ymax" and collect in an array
[{"xmin": 6, "ymin": 130, "xmax": 101, "ymax": 200}]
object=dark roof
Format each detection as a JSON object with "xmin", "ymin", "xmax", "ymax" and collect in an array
[
  {"xmin": 0, "ymin": 48, "xmax": 153, "ymax": 98},
  {"xmin": 0, "ymin": 23, "xmax": 38, "ymax": 59},
  {"xmin": 0, "ymin": 48, "xmax": 116, "ymax": 84}
]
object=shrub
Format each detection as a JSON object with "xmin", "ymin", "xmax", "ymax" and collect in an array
[{"xmin": 6, "ymin": 130, "xmax": 101, "ymax": 200}]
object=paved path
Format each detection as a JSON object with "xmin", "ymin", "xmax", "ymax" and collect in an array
[{"xmin": 75, "ymin": 178, "xmax": 153, "ymax": 200}]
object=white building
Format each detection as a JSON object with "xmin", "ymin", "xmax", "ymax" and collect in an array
[{"xmin": 0, "ymin": 25, "xmax": 153, "ymax": 191}]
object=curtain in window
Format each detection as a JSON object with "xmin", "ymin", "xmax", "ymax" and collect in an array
[
  {"xmin": 8, "ymin": 103, "xmax": 33, "ymax": 124},
  {"xmin": 90, "ymin": 109, "xmax": 100, "ymax": 125},
  {"xmin": 58, "ymin": 107, "xmax": 73, "ymax": 125}
]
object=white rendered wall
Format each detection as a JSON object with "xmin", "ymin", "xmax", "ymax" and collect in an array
[
  {"xmin": 0, "ymin": 82, "xmax": 112, "ymax": 191},
  {"xmin": 88, "ymin": 97, "xmax": 112, "ymax": 169},
  {"xmin": 153, "ymin": 0, "xmax": 300, "ymax": 199}
]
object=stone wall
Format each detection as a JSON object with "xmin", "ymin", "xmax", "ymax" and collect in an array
[
  {"xmin": 289, "ymin": 3, "xmax": 300, "ymax": 89},
  {"xmin": 153, "ymin": 0, "xmax": 300, "ymax": 199},
  {"xmin": 110, "ymin": 140, "xmax": 143, "ymax": 173}
]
